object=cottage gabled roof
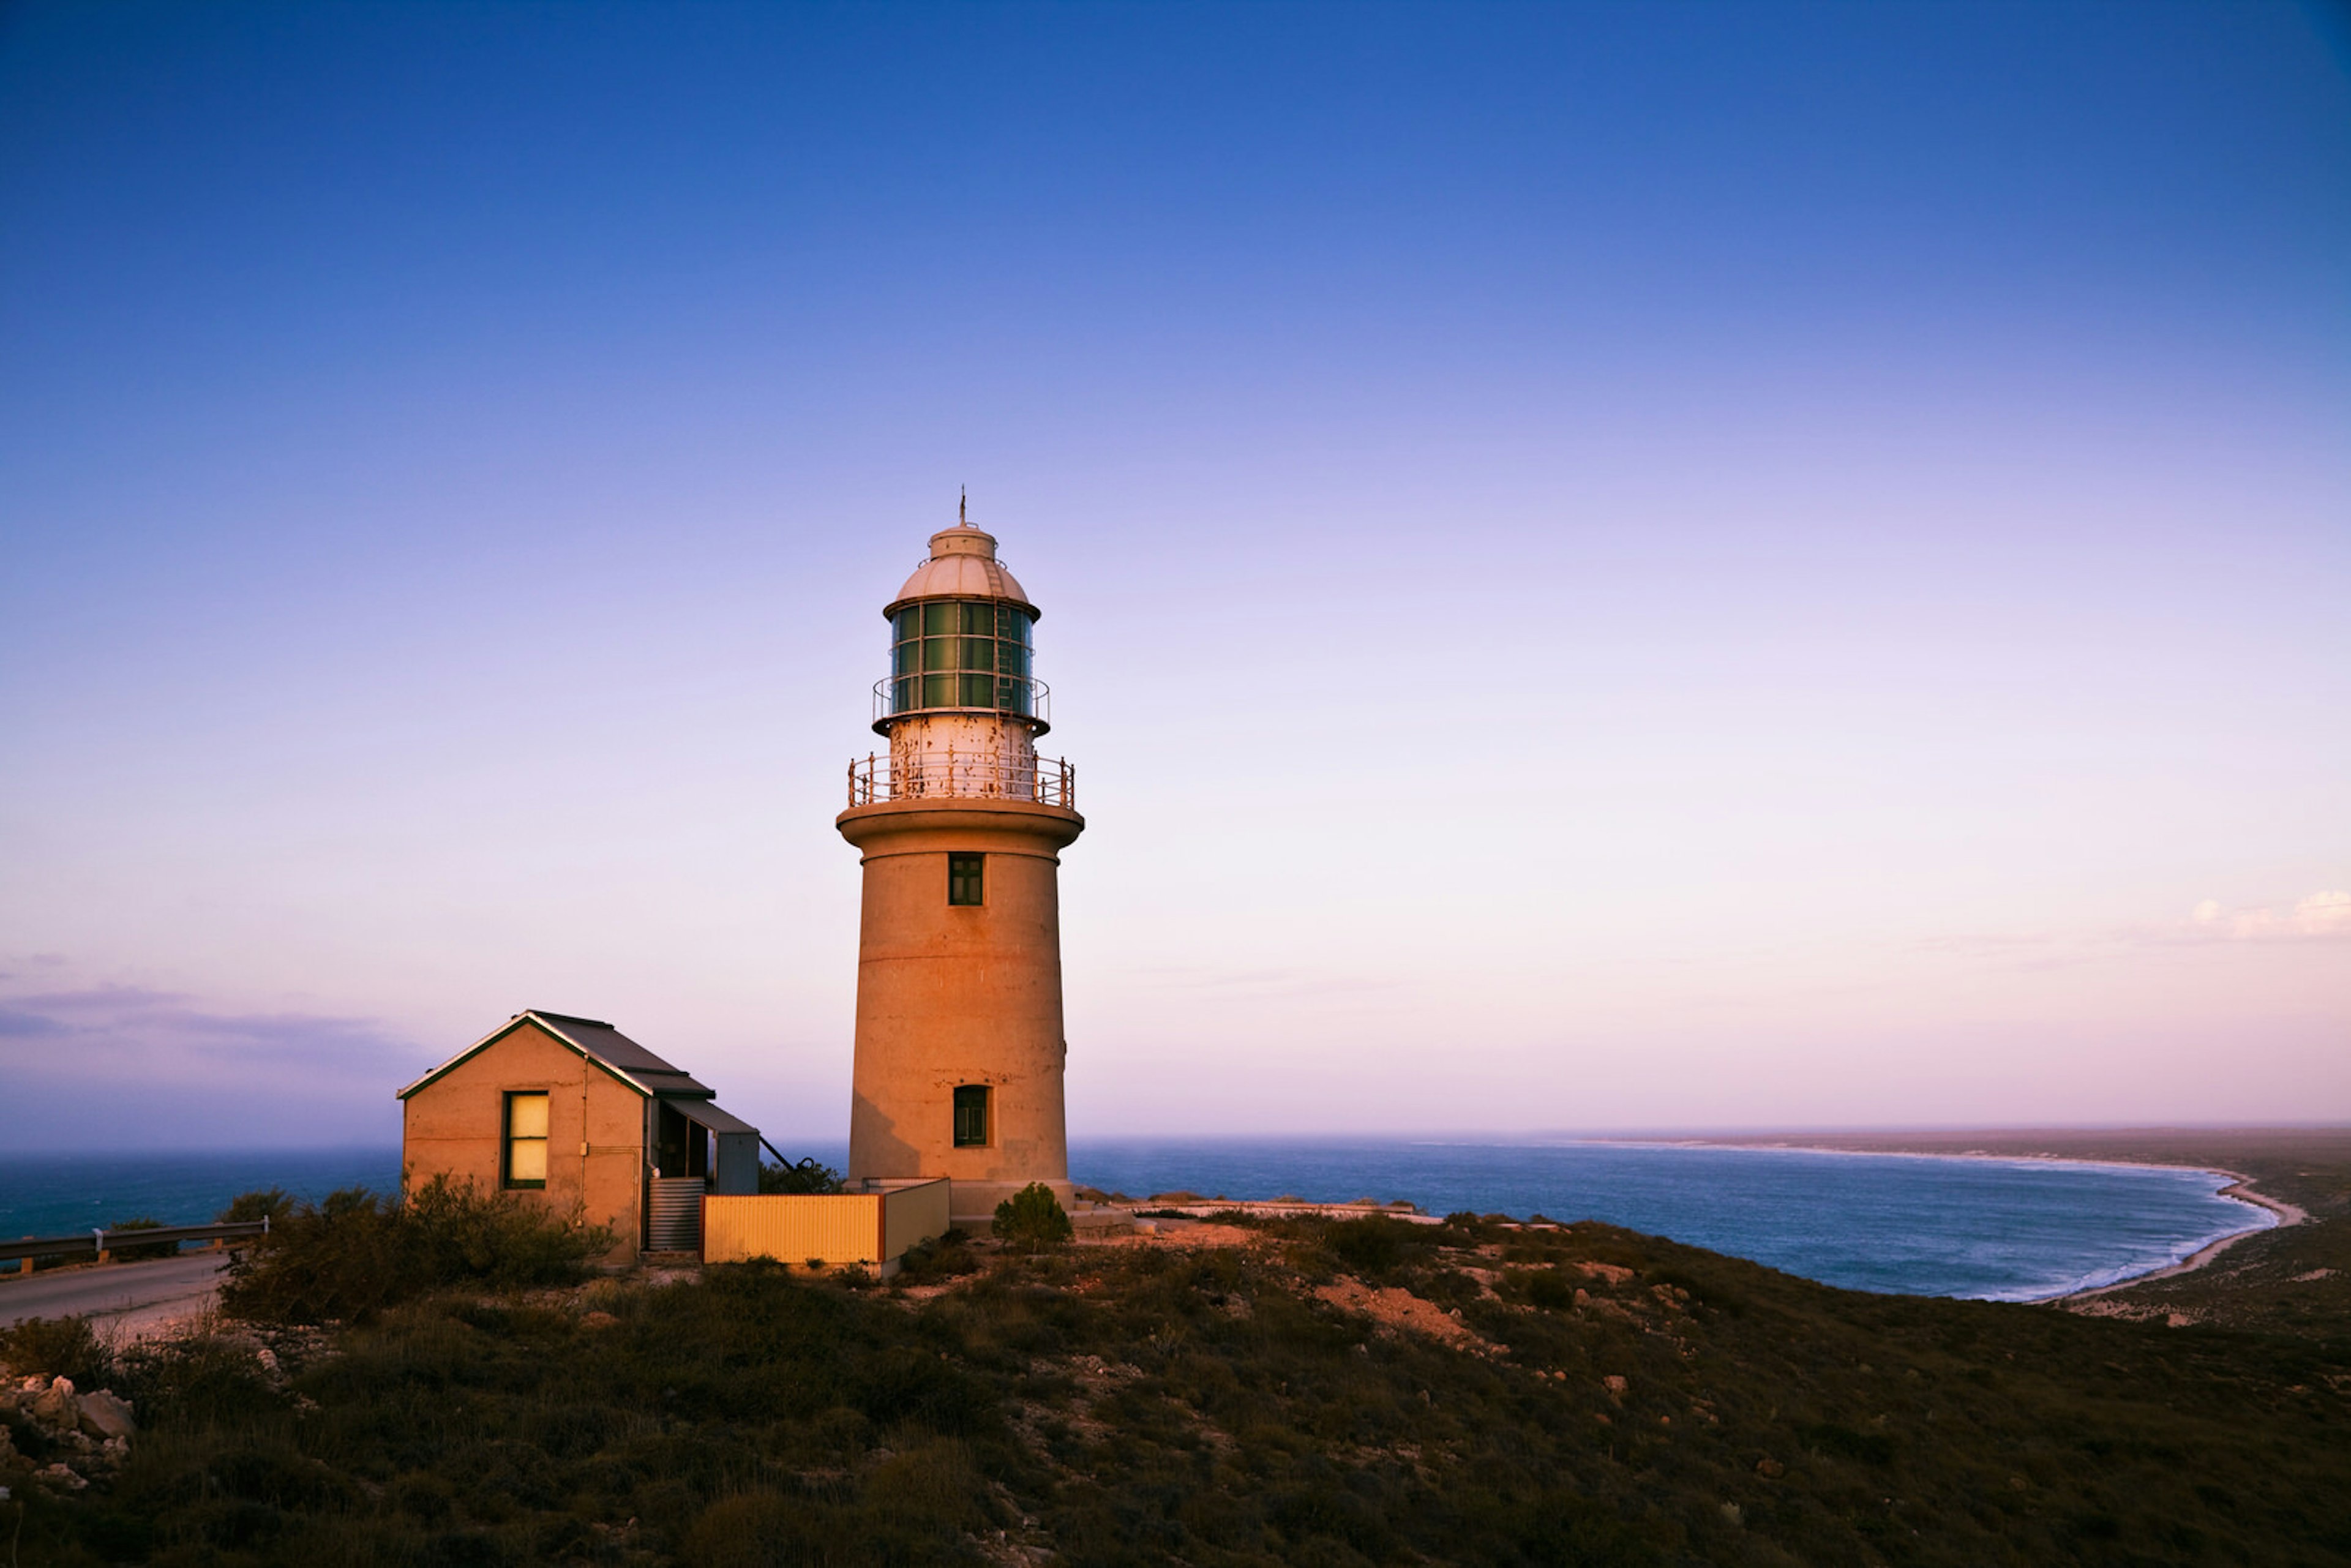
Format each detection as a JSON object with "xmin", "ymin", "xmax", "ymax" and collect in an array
[{"xmin": 395, "ymin": 1010, "xmax": 719, "ymax": 1101}]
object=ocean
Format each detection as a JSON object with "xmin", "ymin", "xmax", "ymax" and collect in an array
[{"xmin": 0, "ymin": 1138, "xmax": 2271, "ymax": 1303}]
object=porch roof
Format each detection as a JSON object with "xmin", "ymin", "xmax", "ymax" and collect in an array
[{"xmin": 668, "ymin": 1098, "xmax": 760, "ymax": 1137}]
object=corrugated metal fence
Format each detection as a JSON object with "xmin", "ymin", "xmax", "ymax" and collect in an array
[{"xmin": 703, "ymin": 1180, "xmax": 950, "ymax": 1270}]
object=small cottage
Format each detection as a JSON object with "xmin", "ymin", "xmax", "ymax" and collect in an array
[{"xmin": 397, "ymin": 1010, "xmax": 763, "ymax": 1260}]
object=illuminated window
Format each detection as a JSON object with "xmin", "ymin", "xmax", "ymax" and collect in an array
[
  {"xmin": 503, "ymin": 1092, "xmax": 549, "ymax": 1189},
  {"xmin": 953, "ymin": 1085, "xmax": 991, "ymax": 1147},
  {"xmin": 889, "ymin": 601, "xmax": 1033, "ymax": 717},
  {"xmin": 948, "ymin": 853, "xmax": 984, "ymax": 906}
]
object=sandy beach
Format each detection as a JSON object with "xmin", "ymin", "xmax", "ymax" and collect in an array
[{"xmin": 1642, "ymin": 1131, "xmax": 2319, "ymax": 1301}]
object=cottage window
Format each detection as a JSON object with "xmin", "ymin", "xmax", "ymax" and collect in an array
[
  {"xmin": 953, "ymin": 1085, "xmax": 991, "ymax": 1147},
  {"xmin": 504, "ymin": 1092, "xmax": 549, "ymax": 1188},
  {"xmin": 948, "ymin": 853, "xmax": 984, "ymax": 906}
]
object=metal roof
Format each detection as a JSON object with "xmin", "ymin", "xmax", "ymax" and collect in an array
[
  {"xmin": 884, "ymin": 524, "xmax": 1037, "ymax": 618},
  {"xmin": 668, "ymin": 1098, "xmax": 760, "ymax": 1136},
  {"xmin": 396, "ymin": 1010, "xmax": 718, "ymax": 1101}
]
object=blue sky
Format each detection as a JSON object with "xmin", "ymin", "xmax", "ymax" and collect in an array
[{"xmin": 2, "ymin": 2, "xmax": 2346, "ymax": 1150}]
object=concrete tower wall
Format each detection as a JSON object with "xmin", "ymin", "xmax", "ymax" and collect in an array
[{"xmin": 840, "ymin": 797, "xmax": 1084, "ymax": 1223}]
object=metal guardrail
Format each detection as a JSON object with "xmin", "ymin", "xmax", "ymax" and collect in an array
[
  {"xmin": 847, "ymin": 750, "xmax": 1075, "ymax": 809},
  {"xmin": 0, "ymin": 1218, "xmax": 269, "ymax": 1267}
]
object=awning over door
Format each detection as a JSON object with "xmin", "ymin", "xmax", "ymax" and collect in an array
[{"xmin": 668, "ymin": 1098, "xmax": 757, "ymax": 1136}]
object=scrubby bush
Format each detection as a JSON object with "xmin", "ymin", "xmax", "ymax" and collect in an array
[
  {"xmin": 216, "ymin": 1187, "xmax": 296, "ymax": 1224},
  {"xmin": 993, "ymin": 1183, "xmax": 1073, "ymax": 1250},
  {"xmin": 1324, "ymin": 1214, "xmax": 1430, "ymax": 1277},
  {"xmin": 104, "ymin": 1215, "xmax": 179, "ymax": 1261},
  {"xmin": 0, "ymin": 1314, "xmax": 113, "ymax": 1384},
  {"xmin": 219, "ymin": 1177, "xmax": 614, "ymax": 1324},
  {"xmin": 896, "ymin": 1228, "xmax": 978, "ymax": 1282},
  {"xmin": 758, "ymin": 1156, "xmax": 845, "ymax": 1194}
]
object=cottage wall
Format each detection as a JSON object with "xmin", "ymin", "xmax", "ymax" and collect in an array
[{"xmin": 400, "ymin": 1020, "xmax": 645, "ymax": 1259}]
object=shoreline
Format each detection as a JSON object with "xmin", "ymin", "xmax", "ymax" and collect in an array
[
  {"xmin": 1618, "ymin": 1136, "xmax": 2306, "ymax": 1302},
  {"xmin": 2044, "ymin": 1172, "xmax": 2305, "ymax": 1304}
]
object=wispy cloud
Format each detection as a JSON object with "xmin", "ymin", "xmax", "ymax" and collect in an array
[
  {"xmin": 1117, "ymin": 966, "xmax": 1404, "ymax": 997},
  {"xmin": 0, "ymin": 972, "xmax": 418, "ymax": 1086},
  {"xmin": 2188, "ymin": 890, "xmax": 2351, "ymax": 941},
  {"xmin": 0, "ymin": 959, "xmax": 422, "ymax": 1149}
]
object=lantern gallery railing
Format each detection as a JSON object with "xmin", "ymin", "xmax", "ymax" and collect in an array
[
  {"xmin": 847, "ymin": 751, "xmax": 1076, "ymax": 809},
  {"xmin": 872, "ymin": 675, "xmax": 1051, "ymax": 732}
]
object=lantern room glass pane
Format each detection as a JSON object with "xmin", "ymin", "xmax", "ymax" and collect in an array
[{"xmin": 886, "ymin": 601, "xmax": 1038, "ymax": 712}]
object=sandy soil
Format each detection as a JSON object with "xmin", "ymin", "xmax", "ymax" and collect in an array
[{"xmin": 1311, "ymin": 1276, "xmax": 1490, "ymax": 1349}]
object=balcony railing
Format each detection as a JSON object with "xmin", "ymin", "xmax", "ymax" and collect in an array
[
  {"xmin": 872, "ymin": 675, "xmax": 1050, "ymax": 733},
  {"xmin": 847, "ymin": 750, "xmax": 1076, "ymax": 809}
]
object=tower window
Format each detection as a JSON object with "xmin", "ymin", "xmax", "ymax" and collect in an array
[
  {"xmin": 503, "ymin": 1091, "xmax": 549, "ymax": 1189},
  {"xmin": 948, "ymin": 853, "xmax": 984, "ymax": 906},
  {"xmin": 953, "ymin": 1085, "xmax": 991, "ymax": 1147}
]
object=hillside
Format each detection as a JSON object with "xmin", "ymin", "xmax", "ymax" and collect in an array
[{"xmin": 7, "ymin": 1185, "xmax": 2350, "ymax": 1567}]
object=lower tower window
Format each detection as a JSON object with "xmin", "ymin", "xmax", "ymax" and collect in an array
[
  {"xmin": 948, "ymin": 853, "xmax": 984, "ymax": 906},
  {"xmin": 953, "ymin": 1084, "xmax": 991, "ymax": 1147}
]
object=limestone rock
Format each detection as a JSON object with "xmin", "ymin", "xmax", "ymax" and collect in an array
[
  {"xmin": 37, "ymin": 1462, "xmax": 88, "ymax": 1491},
  {"xmin": 77, "ymin": 1389, "xmax": 135, "ymax": 1441},
  {"xmin": 29, "ymin": 1377, "xmax": 77, "ymax": 1427}
]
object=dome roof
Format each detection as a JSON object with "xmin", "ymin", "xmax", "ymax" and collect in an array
[{"xmin": 883, "ymin": 523, "xmax": 1038, "ymax": 618}]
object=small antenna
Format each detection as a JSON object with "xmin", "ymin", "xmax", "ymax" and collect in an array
[{"xmin": 959, "ymin": 487, "xmax": 967, "ymax": 525}]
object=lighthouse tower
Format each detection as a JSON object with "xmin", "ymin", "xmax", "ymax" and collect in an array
[{"xmin": 839, "ymin": 509, "xmax": 1084, "ymax": 1228}]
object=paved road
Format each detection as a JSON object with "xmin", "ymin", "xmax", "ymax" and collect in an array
[{"xmin": 0, "ymin": 1252, "xmax": 232, "ymax": 1335}]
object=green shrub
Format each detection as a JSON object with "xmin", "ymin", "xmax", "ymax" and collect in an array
[
  {"xmin": 105, "ymin": 1215, "xmax": 179, "ymax": 1261},
  {"xmin": 1325, "ymin": 1215, "xmax": 1427, "ymax": 1276},
  {"xmin": 759, "ymin": 1157, "xmax": 845, "ymax": 1195},
  {"xmin": 1523, "ymin": 1266, "xmax": 1578, "ymax": 1310},
  {"xmin": 993, "ymin": 1183, "xmax": 1073, "ymax": 1250},
  {"xmin": 0, "ymin": 1314, "xmax": 113, "ymax": 1384},
  {"xmin": 216, "ymin": 1187, "xmax": 296, "ymax": 1224},
  {"xmin": 897, "ymin": 1229, "xmax": 978, "ymax": 1282},
  {"xmin": 219, "ymin": 1177, "xmax": 614, "ymax": 1324}
]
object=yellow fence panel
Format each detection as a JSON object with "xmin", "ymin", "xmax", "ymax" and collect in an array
[
  {"xmin": 703, "ymin": 1194, "xmax": 882, "ymax": 1266},
  {"xmin": 702, "ymin": 1184, "xmax": 951, "ymax": 1269}
]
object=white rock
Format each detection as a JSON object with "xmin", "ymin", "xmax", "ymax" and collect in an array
[
  {"xmin": 30, "ymin": 1378, "xmax": 78, "ymax": 1427},
  {"xmin": 78, "ymin": 1389, "xmax": 136, "ymax": 1441}
]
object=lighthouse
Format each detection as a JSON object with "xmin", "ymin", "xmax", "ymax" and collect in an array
[{"xmin": 839, "ymin": 508, "xmax": 1084, "ymax": 1228}]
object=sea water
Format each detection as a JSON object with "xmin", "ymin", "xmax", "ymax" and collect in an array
[
  {"xmin": 1068, "ymin": 1139, "xmax": 2273, "ymax": 1302},
  {"xmin": 0, "ymin": 1139, "xmax": 2271, "ymax": 1302}
]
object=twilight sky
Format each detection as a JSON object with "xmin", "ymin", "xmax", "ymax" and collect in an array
[{"xmin": 2, "ymin": 2, "xmax": 2346, "ymax": 1151}]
